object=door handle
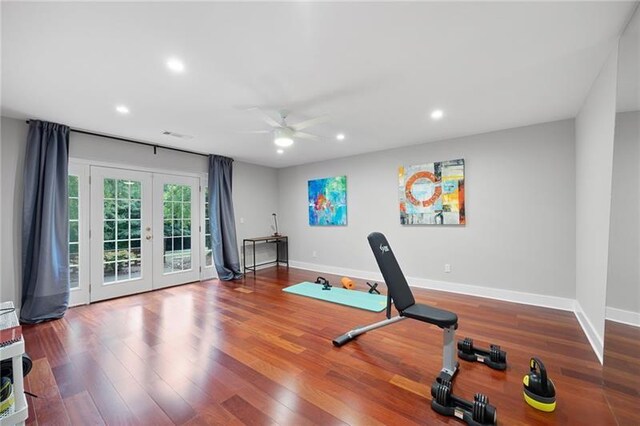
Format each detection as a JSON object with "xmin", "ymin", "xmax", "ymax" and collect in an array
[{"xmin": 146, "ymin": 235, "xmax": 153, "ymax": 240}]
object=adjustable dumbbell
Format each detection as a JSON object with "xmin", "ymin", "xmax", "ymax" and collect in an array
[
  {"xmin": 457, "ymin": 337, "xmax": 507, "ymax": 370},
  {"xmin": 430, "ymin": 380, "xmax": 497, "ymax": 426}
]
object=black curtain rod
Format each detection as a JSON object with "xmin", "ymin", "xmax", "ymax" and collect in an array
[{"xmin": 25, "ymin": 120, "xmax": 209, "ymax": 158}]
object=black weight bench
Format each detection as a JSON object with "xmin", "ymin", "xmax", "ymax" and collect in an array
[
  {"xmin": 333, "ymin": 232, "xmax": 501, "ymax": 426},
  {"xmin": 333, "ymin": 232, "xmax": 459, "ymax": 377}
]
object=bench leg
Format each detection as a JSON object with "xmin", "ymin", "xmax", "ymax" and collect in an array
[
  {"xmin": 332, "ymin": 316, "xmax": 406, "ymax": 346},
  {"xmin": 442, "ymin": 326, "xmax": 457, "ymax": 377}
]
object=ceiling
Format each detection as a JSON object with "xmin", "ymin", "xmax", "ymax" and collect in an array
[{"xmin": 1, "ymin": 2, "xmax": 636, "ymax": 168}]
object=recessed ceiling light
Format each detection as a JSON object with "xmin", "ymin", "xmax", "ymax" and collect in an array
[
  {"xmin": 431, "ymin": 109, "xmax": 444, "ymax": 120},
  {"xmin": 336, "ymin": 133, "xmax": 345, "ymax": 141},
  {"xmin": 166, "ymin": 57, "xmax": 185, "ymax": 73},
  {"xmin": 115, "ymin": 105, "xmax": 130, "ymax": 114},
  {"xmin": 277, "ymin": 149, "xmax": 284, "ymax": 154}
]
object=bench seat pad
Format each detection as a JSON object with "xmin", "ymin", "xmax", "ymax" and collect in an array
[{"xmin": 401, "ymin": 303, "xmax": 458, "ymax": 328}]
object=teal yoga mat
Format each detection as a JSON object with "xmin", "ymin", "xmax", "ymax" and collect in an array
[{"xmin": 283, "ymin": 282, "xmax": 387, "ymax": 312}]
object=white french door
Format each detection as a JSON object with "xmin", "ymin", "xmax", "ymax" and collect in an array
[
  {"xmin": 90, "ymin": 167, "xmax": 153, "ymax": 301},
  {"xmin": 152, "ymin": 174, "xmax": 200, "ymax": 289},
  {"xmin": 68, "ymin": 162, "xmax": 90, "ymax": 306},
  {"xmin": 89, "ymin": 166, "xmax": 200, "ymax": 302}
]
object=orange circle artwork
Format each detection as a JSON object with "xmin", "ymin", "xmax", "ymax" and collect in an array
[{"xmin": 404, "ymin": 171, "xmax": 442, "ymax": 207}]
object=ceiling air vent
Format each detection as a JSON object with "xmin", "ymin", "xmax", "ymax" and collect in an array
[{"xmin": 162, "ymin": 130, "xmax": 193, "ymax": 139}]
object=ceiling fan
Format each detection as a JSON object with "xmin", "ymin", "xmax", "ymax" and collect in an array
[{"xmin": 243, "ymin": 108, "xmax": 329, "ymax": 147}]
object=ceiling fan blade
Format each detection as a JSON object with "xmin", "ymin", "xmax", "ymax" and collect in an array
[
  {"xmin": 294, "ymin": 132, "xmax": 319, "ymax": 141},
  {"xmin": 238, "ymin": 130, "xmax": 271, "ymax": 134},
  {"xmin": 247, "ymin": 107, "xmax": 282, "ymax": 128},
  {"xmin": 291, "ymin": 115, "xmax": 329, "ymax": 131}
]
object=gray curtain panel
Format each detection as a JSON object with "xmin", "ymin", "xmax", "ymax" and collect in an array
[
  {"xmin": 21, "ymin": 120, "xmax": 70, "ymax": 323},
  {"xmin": 208, "ymin": 155, "xmax": 242, "ymax": 280}
]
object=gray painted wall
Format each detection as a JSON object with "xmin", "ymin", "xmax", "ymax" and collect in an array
[
  {"xmin": 277, "ymin": 119, "xmax": 576, "ymax": 298},
  {"xmin": 575, "ymin": 47, "xmax": 619, "ymax": 353},
  {"xmin": 70, "ymin": 129, "xmax": 209, "ymax": 174},
  {"xmin": 233, "ymin": 161, "xmax": 279, "ymax": 270},
  {"xmin": 0, "ymin": 120, "xmax": 2, "ymax": 300},
  {"xmin": 0, "ymin": 116, "xmax": 278, "ymax": 304},
  {"xmin": 0, "ymin": 117, "xmax": 27, "ymax": 305},
  {"xmin": 607, "ymin": 111, "xmax": 640, "ymax": 314}
]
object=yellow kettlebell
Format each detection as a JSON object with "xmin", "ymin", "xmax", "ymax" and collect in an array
[{"xmin": 523, "ymin": 357, "xmax": 556, "ymax": 412}]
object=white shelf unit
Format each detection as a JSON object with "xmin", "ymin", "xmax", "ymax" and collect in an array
[{"xmin": 0, "ymin": 302, "xmax": 28, "ymax": 426}]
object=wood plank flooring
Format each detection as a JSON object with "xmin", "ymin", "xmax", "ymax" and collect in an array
[
  {"xmin": 603, "ymin": 320, "xmax": 640, "ymax": 426},
  {"xmin": 19, "ymin": 267, "xmax": 616, "ymax": 425}
]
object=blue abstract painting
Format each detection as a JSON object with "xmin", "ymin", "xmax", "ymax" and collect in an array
[{"xmin": 308, "ymin": 176, "xmax": 347, "ymax": 226}]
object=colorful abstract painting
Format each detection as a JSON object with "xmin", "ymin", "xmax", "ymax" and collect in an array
[
  {"xmin": 308, "ymin": 176, "xmax": 347, "ymax": 226},
  {"xmin": 399, "ymin": 159, "xmax": 465, "ymax": 225}
]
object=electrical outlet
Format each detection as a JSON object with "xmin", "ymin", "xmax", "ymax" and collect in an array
[
  {"xmin": 240, "ymin": 217, "xmax": 245, "ymax": 224},
  {"xmin": 444, "ymin": 264, "xmax": 451, "ymax": 273},
  {"xmin": 312, "ymin": 251, "xmax": 317, "ymax": 258}
]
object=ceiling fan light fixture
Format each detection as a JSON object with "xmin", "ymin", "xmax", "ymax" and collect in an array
[
  {"xmin": 274, "ymin": 137, "xmax": 293, "ymax": 147},
  {"xmin": 274, "ymin": 128, "xmax": 294, "ymax": 147}
]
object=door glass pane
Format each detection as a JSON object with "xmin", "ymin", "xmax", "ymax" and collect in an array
[
  {"xmin": 117, "ymin": 199, "xmax": 129, "ymax": 219},
  {"xmin": 68, "ymin": 175, "xmax": 80, "ymax": 288},
  {"xmin": 104, "ymin": 179, "xmax": 115, "ymax": 198},
  {"xmin": 163, "ymin": 184, "xmax": 192, "ymax": 274},
  {"xmin": 103, "ymin": 178, "xmax": 142, "ymax": 284},
  {"xmin": 204, "ymin": 187, "xmax": 212, "ymax": 267},
  {"xmin": 131, "ymin": 200, "xmax": 141, "ymax": 219},
  {"xmin": 104, "ymin": 199, "xmax": 116, "ymax": 220},
  {"xmin": 130, "ymin": 247, "xmax": 141, "ymax": 279},
  {"xmin": 117, "ymin": 180, "xmax": 129, "ymax": 199},
  {"xmin": 104, "ymin": 220, "xmax": 116, "ymax": 240},
  {"xmin": 130, "ymin": 220, "xmax": 141, "ymax": 238},
  {"xmin": 130, "ymin": 182, "xmax": 141, "ymax": 199}
]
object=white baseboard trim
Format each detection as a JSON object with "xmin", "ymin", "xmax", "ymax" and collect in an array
[
  {"xmin": 289, "ymin": 260, "xmax": 575, "ymax": 311},
  {"xmin": 290, "ymin": 260, "xmax": 605, "ymax": 363},
  {"xmin": 606, "ymin": 306, "xmax": 640, "ymax": 328},
  {"xmin": 410, "ymin": 276, "xmax": 575, "ymax": 312},
  {"xmin": 573, "ymin": 301, "xmax": 604, "ymax": 364}
]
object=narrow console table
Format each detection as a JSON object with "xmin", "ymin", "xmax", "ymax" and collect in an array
[{"xmin": 243, "ymin": 235, "xmax": 289, "ymax": 274}]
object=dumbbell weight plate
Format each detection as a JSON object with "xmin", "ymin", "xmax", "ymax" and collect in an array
[
  {"xmin": 490, "ymin": 345, "xmax": 506, "ymax": 363},
  {"xmin": 431, "ymin": 381, "xmax": 451, "ymax": 406},
  {"xmin": 472, "ymin": 399, "xmax": 486, "ymax": 424},
  {"xmin": 459, "ymin": 337, "xmax": 474, "ymax": 354}
]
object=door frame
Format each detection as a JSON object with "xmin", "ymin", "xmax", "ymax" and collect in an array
[{"xmin": 68, "ymin": 158, "xmax": 215, "ymax": 305}]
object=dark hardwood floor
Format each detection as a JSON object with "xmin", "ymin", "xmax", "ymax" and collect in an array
[
  {"xmin": 20, "ymin": 267, "xmax": 616, "ymax": 425},
  {"xmin": 603, "ymin": 320, "xmax": 640, "ymax": 426}
]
